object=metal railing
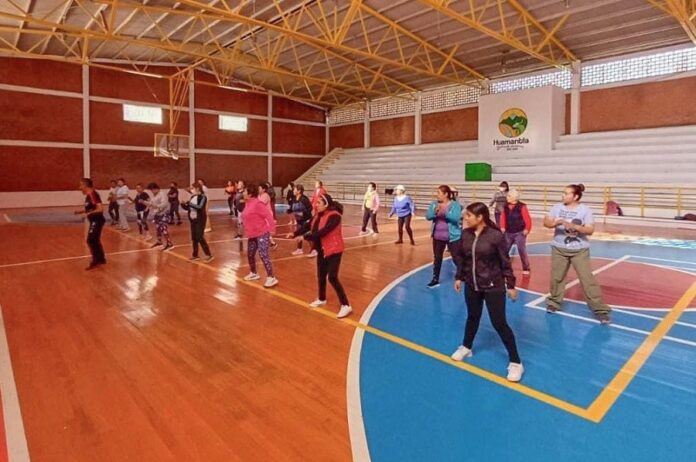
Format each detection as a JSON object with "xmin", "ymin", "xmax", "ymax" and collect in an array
[{"xmin": 320, "ymin": 182, "xmax": 696, "ymax": 220}]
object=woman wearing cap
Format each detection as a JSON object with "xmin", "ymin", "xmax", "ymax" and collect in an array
[
  {"xmin": 388, "ymin": 185, "xmax": 415, "ymax": 245},
  {"xmin": 304, "ymin": 194, "xmax": 352, "ymax": 319},
  {"xmin": 500, "ymin": 188, "xmax": 532, "ymax": 275}
]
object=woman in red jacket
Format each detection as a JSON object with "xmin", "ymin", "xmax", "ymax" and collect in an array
[{"xmin": 304, "ymin": 194, "xmax": 352, "ymax": 319}]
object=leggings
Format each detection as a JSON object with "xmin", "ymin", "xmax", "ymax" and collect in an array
[
  {"xmin": 317, "ymin": 251, "xmax": 349, "ymax": 306},
  {"xmin": 87, "ymin": 218, "xmax": 106, "ymax": 265},
  {"xmin": 136, "ymin": 210, "xmax": 149, "ymax": 234},
  {"xmin": 397, "ymin": 214, "xmax": 414, "ymax": 242},
  {"xmin": 432, "ymin": 238, "xmax": 462, "ymax": 281},
  {"xmin": 108, "ymin": 201, "xmax": 119, "ymax": 222},
  {"xmin": 154, "ymin": 213, "xmax": 171, "ymax": 244},
  {"xmin": 169, "ymin": 201, "xmax": 181, "ymax": 223},
  {"xmin": 462, "ymin": 286, "xmax": 521, "ymax": 363},
  {"xmin": 361, "ymin": 208, "xmax": 378, "ymax": 233},
  {"xmin": 190, "ymin": 218, "xmax": 211, "ymax": 257},
  {"xmin": 248, "ymin": 232, "xmax": 273, "ymax": 276}
]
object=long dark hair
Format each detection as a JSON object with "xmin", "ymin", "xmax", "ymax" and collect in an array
[
  {"xmin": 499, "ymin": 181, "xmax": 509, "ymax": 192},
  {"xmin": 438, "ymin": 184, "xmax": 456, "ymax": 201},
  {"xmin": 466, "ymin": 202, "xmax": 499, "ymax": 231},
  {"xmin": 567, "ymin": 183, "xmax": 585, "ymax": 201},
  {"xmin": 319, "ymin": 193, "xmax": 344, "ymax": 214},
  {"xmin": 245, "ymin": 184, "xmax": 259, "ymax": 197}
]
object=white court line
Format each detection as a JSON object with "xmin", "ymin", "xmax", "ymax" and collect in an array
[
  {"xmin": 0, "ymin": 247, "xmax": 154, "ymax": 269},
  {"xmin": 0, "ymin": 305, "xmax": 30, "ymax": 462},
  {"xmin": 523, "ymin": 301, "xmax": 696, "ymax": 348},
  {"xmin": 347, "ymin": 259, "xmax": 435, "ymax": 462},
  {"xmin": 629, "ymin": 255, "xmax": 696, "ymax": 266},
  {"xmin": 526, "ymin": 255, "xmax": 631, "ymax": 308}
]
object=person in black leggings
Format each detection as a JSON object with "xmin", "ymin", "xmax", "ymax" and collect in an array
[
  {"xmin": 181, "ymin": 182, "xmax": 213, "ymax": 262},
  {"xmin": 451, "ymin": 202, "xmax": 523, "ymax": 382},
  {"xmin": 75, "ymin": 178, "xmax": 106, "ymax": 270}
]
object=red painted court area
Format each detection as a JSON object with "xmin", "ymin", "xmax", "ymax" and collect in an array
[{"xmin": 514, "ymin": 256, "xmax": 695, "ymax": 309}]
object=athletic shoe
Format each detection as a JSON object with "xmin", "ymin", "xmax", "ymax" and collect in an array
[
  {"xmin": 359, "ymin": 230, "xmax": 369, "ymax": 236},
  {"xmin": 291, "ymin": 249, "xmax": 304, "ymax": 256},
  {"xmin": 337, "ymin": 305, "xmax": 352, "ymax": 318},
  {"xmin": 427, "ymin": 278, "xmax": 440, "ymax": 289},
  {"xmin": 263, "ymin": 277, "xmax": 278, "ymax": 288},
  {"xmin": 507, "ymin": 363, "xmax": 524, "ymax": 382},
  {"xmin": 372, "ymin": 232, "xmax": 379, "ymax": 237},
  {"xmin": 394, "ymin": 240, "xmax": 403, "ymax": 245},
  {"xmin": 203, "ymin": 255, "xmax": 214, "ymax": 263},
  {"xmin": 597, "ymin": 312, "xmax": 611, "ymax": 325},
  {"xmin": 410, "ymin": 240, "xmax": 416, "ymax": 246},
  {"xmin": 204, "ymin": 228, "xmax": 212, "ymax": 233},
  {"xmin": 243, "ymin": 273, "xmax": 260, "ymax": 281},
  {"xmin": 234, "ymin": 235, "xmax": 243, "ymax": 240},
  {"xmin": 151, "ymin": 242, "xmax": 163, "ymax": 248},
  {"xmin": 546, "ymin": 305, "xmax": 560, "ymax": 313},
  {"xmin": 306, "ymin": 250, "xmax": 318, "ymax": 258},
  {"xmin": 450, "ymin": 346, "xmax": 473, "ymax": 361},
  {"xmin": 162, "ymin": 243, "xmax": 174, "ymax": 251},
  {"xmin": 309, "ymin": 299, "xmax": 327, "ymax": 308},
  {"xmin": 271, "ymin": 241, "xmax": 279, "ymax": 250},
  {"xmin": 85, "ymin": 262, "xmax": 101, "ymax": 271},
  {"xmin": 522, "ymin": 270, "xmax": 531, "ymax": 275},
  {"xmin": 188, "ymin": 256, "xmax": 200, "ymax": 261}
]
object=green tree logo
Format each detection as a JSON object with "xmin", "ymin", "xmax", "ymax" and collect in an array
[{"xmin": 498, "ymin": 108, "xmax": 528, "ymax": 138}]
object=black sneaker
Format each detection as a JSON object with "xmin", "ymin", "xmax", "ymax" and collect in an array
[
  {"xmin": 427, "ymin": 279, "xmax": 440, "ymax": 288},
  {"xmin": 162, "ymin": 243, "xmax": 174, "ymax": 251},
  {"xmin": 394, "ymin": 240, "xmax": 403, "ymax": 245},
  {"xmin": 597, "ymin": 312, "xmax": 611, "ymax": 325},
  {"xmin": 85, "ymin": 262, "xmax": 100, "ymax": 271},
  {"xmin": 151, "ymin": 242, "xmax": 163, "ymax": 248},
  {"xmin": 546, "ymin": 305, "xmax": 560, "ymax": 313}
]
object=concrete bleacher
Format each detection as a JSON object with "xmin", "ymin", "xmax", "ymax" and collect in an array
[{"xmin": 296, "ymin": 125, "xmax": 696, "ymax": 221}]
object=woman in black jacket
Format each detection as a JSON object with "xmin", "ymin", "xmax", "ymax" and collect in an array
[
  {"xmin": 451, "ymin": 202, "xmax": 523, "ymax": 382},
  {"xmin": 181, "ymin": 182, "xmax": 213, "ymax": 262}
]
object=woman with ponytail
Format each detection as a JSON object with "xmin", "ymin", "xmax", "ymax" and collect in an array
[
  {"xmin": 543, "ymin": 184, "xmax": 611, "ymax": 324},
  {"xmin": 304, "ymin": 194, "xmax": 352, "ymax": 319},
  {"xmin": 425, "ymin": 185, "xmax": 463, "ymax": 288},
  {"xmin": 451, "ymin": 202, "xmax": 523, "ymax": 382}
]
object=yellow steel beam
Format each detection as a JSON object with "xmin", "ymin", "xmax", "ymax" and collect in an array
[
  {"xmin": 93, "ymin": 0, "xmax": 419, "ymax": 97},
  {"xmin": 94, "ymin": 0, "xmax": 483, "ymax": 86},
  {"xmin": 417, "ymin": 0, "xmax": 576, "ymax": 69},
  {"xmin": 0, "ymin": 13, "xmax": 378, "ymax": 106},
  {"xmin": 647, "ymin": 0, "xmax": 696, "ymax": 44}
]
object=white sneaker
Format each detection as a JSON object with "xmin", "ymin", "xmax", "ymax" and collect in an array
[
  {"xmin": 507, "ymin": 363, "xmax": 524, "ymax": 382},
  {"xmin": 308, "ymin": 299, "xmax": 327, "ymax": 308},
  {"xmin": 358, "ymin": 230, "xmax": 369, "ymax": 236},
  {"xmin": 291, "ymin": 249, "xmax": 304, "ymax": 256},
  {"xmin": 306, "ymin": 250, "xmax": 318, "ymax": 258},
  {"xmin": 243, "ymin": 273, "xmax": 260, "ymax": 281},
  {"xmin": 337, "ymin": 305, "xmax": 352, "ymax": 318},
  {"xmin": 522, "ymin": 270, "xmax": 530, "ymax": 275},
  {"xmin": 263, "ymin": 277, "xmax": 278, "ymax": 288},
  {"xmin": 450, "ymin": 346, "xmax": 473, "ymax": 361}
]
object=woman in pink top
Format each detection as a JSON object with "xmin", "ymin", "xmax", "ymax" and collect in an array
[
  {"xmin": 258, "ymin": 183, "xmax": 279, "ymax": 250},
  {"xmin": 242, "ymin": 184, "xmax": 278, "ymax": 288}
]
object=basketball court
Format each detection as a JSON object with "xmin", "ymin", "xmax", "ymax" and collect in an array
[{"xmin": 1, "ymin": 1, "xmax": 696, "ymax": 461}]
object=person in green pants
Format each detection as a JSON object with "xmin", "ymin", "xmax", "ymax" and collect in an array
[{"xmin": 543, "ymin": 184, "xmax": 611, "ymax": 325}]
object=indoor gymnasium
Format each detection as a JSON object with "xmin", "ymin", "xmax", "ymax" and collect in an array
[{"xmin": 1, "ymin": 1, "xmax": 696, "ymax": 461}]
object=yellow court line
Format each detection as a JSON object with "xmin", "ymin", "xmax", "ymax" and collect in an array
[
  {"xmin": 109, "ymin": 227, "xmax": 595, "ymax": 420},
  {"xmin": 585, "ymin": 280, "xmax": 696, "ymax": 423}
]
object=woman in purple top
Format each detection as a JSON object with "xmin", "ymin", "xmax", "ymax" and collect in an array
[{"xmin": 425, "ymin": 185, "xmax": 463, "ymax": 288}]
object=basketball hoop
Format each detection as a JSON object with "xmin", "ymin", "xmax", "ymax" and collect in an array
[{"xmin": 154, "ymin": 133, "xmax": 190, "ymax": 160}]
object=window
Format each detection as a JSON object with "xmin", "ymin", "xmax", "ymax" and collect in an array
[
  {"xmin": 122, "ymin": 104, "xmax": 162, "ymax": 124},
  {"xmin": 581, "ymin": 47, "xmax": 696, "ymax": 87},
  {"xmin": 219, "ymin": 115, "xmax": 248, "ymax": 132},
  {"xmin": 421, "ymin": 85, "xmax": 481, "ymax": 111},
  {"xmin": 490, "ymin": 70, "xmax": 572, "ymax": 94}
]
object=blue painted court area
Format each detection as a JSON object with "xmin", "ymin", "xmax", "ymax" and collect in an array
[{"xmin": 354, "ymin": 241, "xmax": 696, "ymax": 462}]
